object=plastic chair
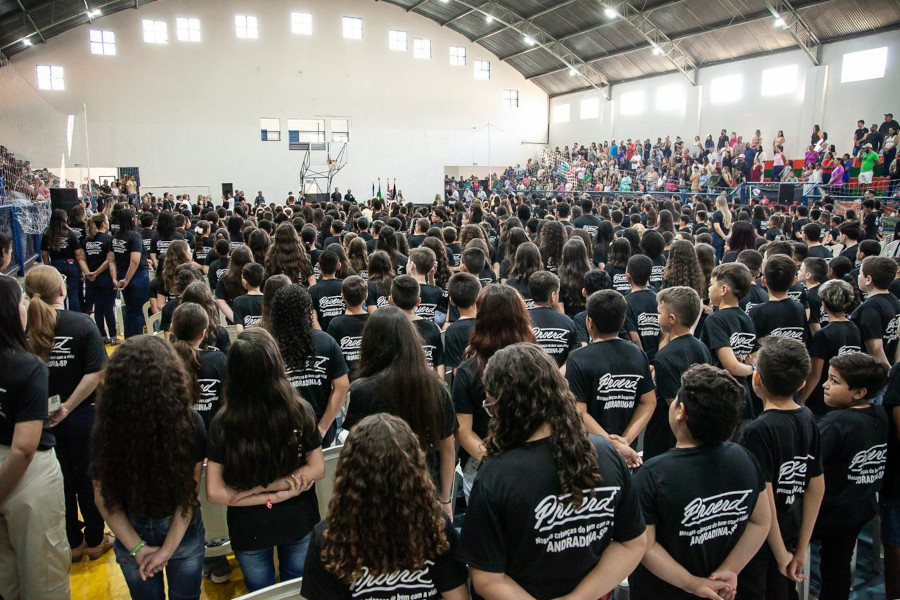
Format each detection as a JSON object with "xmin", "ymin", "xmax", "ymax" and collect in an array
[
  {"xmin": 198, "ymin": 464, "xmax": 231, "ymax": 559},
  {"xmin": 235, "ymin": 578, "xmax": 305, "ymax": 599},
  {"xmin": 317, "ymin": 445, "xmax": 343, "ymax": 519},
  {"xmin": 141, "ymin": 301, "xmax": 152, "ymax": 327},
  {"xmin": 146, "ymin": 311, "xmax": 162, "ymax": 335},
  {"xmin": 225, "ymin": 325, "xmax": 238, "ymax": 343}
]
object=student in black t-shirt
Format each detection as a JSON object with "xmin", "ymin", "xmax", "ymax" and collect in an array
[
  {"xmin": 852, "ymin": 256, "xmax": 900, "ymax": 368},
  {"xmin": 41, "ymin": 208, "xmax": 86, "ymax": 312},
  {"xmin": 749, "ymin": 255, "xmax": 809, "ymax": 345},
  {"xmin": 81, "ymin": 213, "xmax": 117, "ymax": 342},
  {"xmin": 0, "ymin": 276, "xmax": 70, "ymax": 598},
  {"xmin": 527, "ymin": 271, "xmax": 578, "ymax": 367},
  {"xmin": 309, "ymin": 250, "xmax": 345, "ymax": 332},
  {"xmin": 815, "ymin": 353, "xmax": 889, "ymax": 600},
  {"xmin": 838, "ymin": 222, "xmax": 861, "ymax": 266},
  {"xmin": 232, "ymin": 262, "xmax": 265, "ymax": 333},
  {"xmin": 302, "ymin": 414, "xmax": 468, "ymax": 600},
  {"xmin": 206, "ymin": 239, "xmax": 230, "ymax": 292},
  {"xmin": 702, "ymin": 262, "xmax": 756, "ymax": 379},
  {"xmin": 443, "ymin": 273, "xmax": 480, "ymax": 373},
  {"xmin": 170, "ymin": 303, "xmax": 228, "ymax": 430},
  {"xmin": 215, "ymin": 245, "xmax": 253, "ymax": 325},
  {"xmin": 365, "ymin": 251, "xmax": 394, "ymax": 313},
  {"xmin": 459, "ymin": 343, "xmax": 645, "ymax": 598},
  {"xmin": 803, "ymin": 223, "xmax": 833, "ymax": 260},
  {"xmin": 799, "ymin": 280, "xmax": 862, "ymax": 416},
  {"xmin": 269, "ymin": 284, "xmax": 350, "ymax": 447},
  {"xmin": 737, "ymin": 250, "xmax": 769, "ymax": 314},
  {"xmin": 565, "ymin": 290, "xmax": 656, "ymax": 468},
  {"xmin": 572, "ymin": 270, "xmax": 613, "ymax": 346},
  {"xmin": 181, "ymin": 281, "xmax": 232, "ymax": 353},
  {"xmin": 604, "ymin": 237, "xmax": 632, "ymax": 295},
  {"xmin": 624, "ymin": 255, "xmax": 661, "ymax": 361},
  {"xmin": 504, "ymin": 241, "xmax": 541, "ymax": 309},
  {"xmin": 205, "ymin": 328, "xmax": 324, "ymax": 592},
  {"xmin": 408, "ymin": 247, "xmax": 449, "ymax": 325},
  {"xmin": 738, "ymin": 337, "xmax": 824, "ymax": 600},
  {"xmin": 92, "ymin": 336, "xmax": 206, "ymax": 598},
  {"xmin": 799, "ymin": 257, "xmax": 829, "ymax": 333},
  {"xmin": 460, "ymin": 246, "xmax": 495, "ymax": 288},
  {"xmin": 326, "ymin": 276, "xmax": 370, "ymax": 380},
  {"xmin": 646, "ymin": 286, "xmax": 713, "ymax": 460},
  {"xmin": 390, "ymin": 276, "xmax": 445, "ymax": 378},
  {"xmin": 632, "ymin": 364, "xmax": 770, "ymax": 599},
  {"xmin": 344, "ymin": 307, "xmax": 457, "ymax": 515}
]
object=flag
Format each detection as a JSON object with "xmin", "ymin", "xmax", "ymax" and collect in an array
[
  {"xmin": 371, "ymin": 181, "xmax": 375, "ymax": 198},
  {"xmin": 386, "ymin": 179, "xmax": 391, "ymax": 198},
  {"xmin": 392, "ymin": 179, "xmax": 397, "ymax": 200},
  {"xmin": 377, "ymin": 178, "xmax": 382, "ymax": 199}
]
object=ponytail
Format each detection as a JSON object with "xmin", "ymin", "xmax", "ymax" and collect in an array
[
  {"xmin": 87, "ymin": 213, "xmax": 105, "ymax": 239},
  {"xmin": 170, "ymin": 303, "xmax": 210, "ymax": 402},
  {"xmin": 23, "ymin": 265, "xmax": 64, "ymax": 361}
]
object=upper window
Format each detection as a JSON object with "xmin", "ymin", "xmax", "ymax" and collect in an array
[
  {"xmin": 413, "ymin": 38, "xmax": 431, "ymax": 60},
  {"xmin": 332, "ymin": 119, "xmax": 350, "ymax": 143},
  {"xmin": 503, "ymin": 90, "xmax": 519, "ymax": 108},
  {"xmin": 236, "ymin": 15, "xmax": 258, "ymax": 39},
  {"xmin": 288, "ymin": 119, "xmax": 326, "ymax": 145},
  {"xmin": 655, "ymin": 84, "xmax": 684, "ymax": 111},
  {"xmin": 552, "ymin": 103, "xmax": 570, "ymax": 124},
  {"xmin": 710, "ymin": 74, "xmax": 742, "ymax": 103},
  {"xmin": 474, "ymin": 60, "xmax": 491, "ymax": 80},
  {"xmin": 142, "ymin": 19, "xmax": 168, "ymax": 44},
  {"xmin": 450, "ymin": 45, "xmax": 466, "ymax": 66},
  {"xmin": 389, "ymin": 29, "xmax": 407, "ymax": 51},
  {"xmin": 260, "ymin": 118, "xmax": 281, "ymax": 142},
  {"xmin": 36, "ymin": 65, "xmax": 64, "ymax": 91},
  {"xmin": 343, "ymin": 17, "xmax": 363, "ymax": 39},
  {"xmin": 620, "ymin": 91, "xmax": 645, "ymax": 115},
  {"xmin": 761, "ymin": 64, "xmax": 797, "ymax": 96},
  {"xmin": 841, "ymin": 47, "xmax": 888, "ymax": 83},
  {"xmin": 291, "ymin": 12, "xmax": 312, "ymax": 35},
  {"xmin": 89, "ymin": 29, "xmax": 116, "ymax": 55},
  {"xmin": 176, "ymin": 18, "xmax": 201, "ymax": 42},
  {"xmin": 580, "ymin": 97, "xmax": 600, "ymax": 120}
]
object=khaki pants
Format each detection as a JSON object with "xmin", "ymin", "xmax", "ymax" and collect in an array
[{"xmin": 0, "ymin": 446, "xmax": 70, "ymax": 600}]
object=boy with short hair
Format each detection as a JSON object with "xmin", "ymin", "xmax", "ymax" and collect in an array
[
  {"xmin": 309, "ymin": 249, "xmax": 345, "ymax": 331},
  {"xmin": 624, "ymin": 255, "xmax": 661, "ymax": 361},
  {"xmin": 749, "ymin": 255, "xmax": 809, "ymax": 344},
  {"xmin": 631, "ymin": 364, "xmax": 770, "ymax": 599},
  {"xmin": 645, "ymin": 286, "xmax": 713, "ymax": 460},
  {"xmin": 815, "ymin": 353, "xmax": 889, "ymax": 600},
  {"xmin": 565, "ymin": 290, "xmax": 656, "ymax": 468},
  {"xmin": 799, "ymin": 257, "xmax": 829, "ymax": 333},
  {"xmin": 573, "ymin": 270, "xmax": 613, "ymax": 346},
  {"xmin": 738, "ymin": 337, "xmax": 824, "ymax": 600},
  {"xmin": 460, "ymin": 247, "xmax": 495, "ymax": 287},
  {"xmin": 390, "ymin": 275, "xmax": 444, "ymax": 377},
  {"xmin": 851, "ymin": 255, "xmax": 900, "ymax": 367},
  {"xmin": 737, "ymin": 250, "xmax": 769, "ymax": 314},
  {"xmin": 408, "ymin": 246, "xmax": 449, "ymax": 325},
  {"xmin": 443, "ymin": 273, "xmax": 480, "ymax": 373},
  {"xmin": 326, "ymin": 276, "xmax": 369, "ymax": 380},
  {"xmin": 232, "ymin": 262, "xmax": 265, "ymax": 333},
  {"xmin": 527, "ymin": 271, "xmax": 578, "ymax": 367},
  {"xmin": 702, "ymin": 263, "xmax": 757, "ymax": 380}
]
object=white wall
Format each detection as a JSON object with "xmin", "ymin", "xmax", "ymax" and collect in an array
[
  {"xmin": 550, "ymin": 30, "xmax": 899, "ymax": 161},
  {"xmin": 4, "ymin": 0, "xmax": 549, "ymax": 202}
]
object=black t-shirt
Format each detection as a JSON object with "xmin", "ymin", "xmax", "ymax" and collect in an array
[
  {"xmin": 649, "ymin": 255, "xmax": 666, "ymax": 291},
  {"xmin": 740, "ymin": 407, "xmax": 823, "ymax": 543},
  {"xmin": 407, "ymin": 234, "xmax": 426, "ymax": 249},
  {"xmin": 443, "ymin": 318, "xmax": 475, "ymax": 369},
  {"xmin": 765, "ymin": 227, "xmax": 784, "ymax": 242},
  {"xmin": 851, "ymin": 293, "xmax": 900, "ymax": 364},
  {"xmin": 785, "ymin": 282, "xmax": 808, "ymax": 309},
  {"xmin": 478, "ymin": 268, "xmax": 496, "ymax": 288},
  {"xmin": 882, "ymin": 364, "xmax": 900, "ymax": 500},
  {"xmin": 207, "ymin": 257, "xmax": 229, "ymax": 291},
  {"xmin": 808, "ymin": 245, "xmax": 832, "ymax": 260},
  {"xmin": 446, "ymin": 243, "xmax": 462, "ymax": 267},
  {"xmin": 565, "ymin": 338, "xmax": 655, "ymax": 436},
  {"xmin": 366, "ymin": 282, "xmax": 391, "ymax": 311},
  {"xmin": 573, "ymin": 310, "xmax": 590, "ymax": 345},
  {"xmin": 700, "ymin": 307, "xmax": 756, "ymax": 364},
  {"xmin": 285, "ymin": 330, "xmax": 350, "ymax": 419},
  {"xmin": 194, "ymin": 235, "xmax": 215, "ymax": 264},
  {"xmin": 711, "ymin": 211, "xmax": 730, "ymax": 239},
  {"xmin": 624, "ymin": 289, "xmax": 660, "ymax": 361},
  {"xmin": 573, "ymin": 215, "xmax": 602, "ymax": 237},
  {"xmin": 0, "ymin": 351, "xmax": 53, "ymax": 449},
  {"xmin": 41, "ymin": 230, "xmax": 80, "ymax": 261},
  {"xmin": 748, "ymin": 299, "xmax": 808, "ymax": 345},
  {"xmin": 604, "ymin": 265, "xmax": 631, "ymax": 295},
  {"xmin": 840, "ymin": 243, "xmax": 859, "ymax": 265},
  {"xmin": 458, "ymin": 436, "xmax": 645, "ymax": 599},
  {"xmin": 310, "ymin": 279, "xmax": 346, "ymax": 332},
  {"xmin": 415, "ymin": 284, "xmax": 449, "ymax": 322},
  {"xmin": 816, "ymin": 406, "xmax": 888, "ymax": 532},
  {"xmin": 159, "ymin": 298, "xmax": 179, "ymax": 332},
  {"xmin": 793, "ymin": 218, "xmax": 810, "ymax": 240},
  {"xmin": 528, "ymin": 307, "xmax": 578, "ymax": 367},
  {"xmin": 646, "ymin": 335, "xmax": 712, "ymax": 460},
  {"xmin": 207, "ymin": 408, "xmax": 322, "ymax": 552},
  {"xmin": 139, "ymin": 227, "xmax": 154, "ymax": 255},
  {"xmin": 504, "ymin": 278, "xmax": 534, "ymax": 309},
  {"xmin": 739, "ymin": 284, "xmax": 769, "ymax": 314},
  {"xmin": 48, "ymin": 310, "xmax": 107, "ymax": 414},
  {"xmin": 864, "ymin": 212, "xmax": 880, "ymax": 240},
  {"xmin": 539, "ymin": 247, "xmax": 559, "ymax": 273},
  {"xmin": 630, "ymin": 443, "xmax": 765, "ymax": 600},
  {"xmin": 805, "ymin": 284, "xmax": 829, "ymax": 327},
  {"xmin": 82, "ymin": 232, "xmax": 113, "ymax": 275},
  {"xmin": 302, "ymin": 516, "xmax": 468, "ymax": 600},
  {"xmin": 413, "ymin": 319, "xmax": 443, "ymax": 369},
  {"xmin": 752, "ymin": 218, "xmax": 769, "ymax": 236},
  {"xmin": 112, "ymin": 230, "xmax": 148, "ymax": 272},
  {"xmin": 854, "ymin": 127, "xmax": 869, "ymax": 146},
  {"xmin": 231, "ymin": 294, "xmax": 264, "ymax": 329},
  {"xmin": 807, "ymin": 321, "xmax": 862, "ymax": 416},
  {"xmin": 150, "ymin": 232, "xmax": 184, "ymax": 259},
  {"xmin": 194, "ymin": 349, "xmax": 227, "ymax": 430},
  {"xmin": 229, "ymin": 232, "xmax": 244, "ymax": 251},
  {"xmin": 452, "ymin": 358, "xmax": 489, "ymax": 461},
  {"xmin": 326, "ymin": 313, "xmax": 369, "ymax": 380}
]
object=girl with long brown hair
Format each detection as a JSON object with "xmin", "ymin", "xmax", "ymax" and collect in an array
[
  {"xmin": 265, "ymin": 222, "xmax": 315, "ymax": 286},
  {"xmin": 504, "ymin": 241, "xmax": 542, "ymax": 308},
  {"xmin": 558, "ymin": 237, "xmax": 593, "ymax": 318},
  {"xmin": 181, "ymin": 281, "xmax": 231, "ymax": 352},
  {"xmin": 170, "ymin": 303, "xmax": 226, "ymax": 429},
  {"xmin": 346, "ymin": 236, "xmax": 369, "ymax": 280},
  {"xmin": 214, "ymin": 245, "xmax": 253, "ymax": 324},
  {"xmin": 158, "ymin": 240, "xmax": 192, "ymax": 306},
  {"xmin": 366, "ymin": 250, "xmax": 395, "ymax": 312},
  {"xmin": 302, "ymin": 414, "xmax": 469, "ymax": 600}
]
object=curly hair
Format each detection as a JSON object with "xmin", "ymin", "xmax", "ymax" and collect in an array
[
  {"xmin": 269, "ymin": 284, "xmax": 316, "ymax": 372},
  {"xmin": 266, "ymin": 222, "xmax": 313, "ymax": 284},
  {"xmin": 161, "ymin": 240, "xmax": 192, "ymax": 295},
  {"xmin": 421, "ymin": 236, "xmax": 452, "ymax": 290},
  {"xmin": 322, "ymin": 414, "xmax": 449, "ymax": 582},
  {"xmin": 91, "ymin": 336, "xmax": 199, "ymax": 518},
  {"xmin": 663, "ymin": 240, "xmax": 705, "ymax": 294},
  {"xmin": 483, "ymin": 344, "xmax": 600, "ymax": 506},
  {"xmin": 459, "ymin": 223, "xmax": 491, "ymax": 256},
  {"xmin": 466, "ymin": 284, "xmax": 536, "ymax": 374},
  {"xmin": 540, "ymin": 220, "xmax": 566, "ymax": 271}
]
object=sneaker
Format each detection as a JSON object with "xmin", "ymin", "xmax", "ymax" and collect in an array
[{"xmin": 86, "ymin": 533, "xmax": 114, "ymax": 561}]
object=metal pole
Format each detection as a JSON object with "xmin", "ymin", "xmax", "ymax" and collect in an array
[
  {"xmin": 487, "ymin": 121, "xmax": 492, "ymax": 194},
  {"xmin": 83, "ymin": 103, "xmax": 91, "ymax": 194}
]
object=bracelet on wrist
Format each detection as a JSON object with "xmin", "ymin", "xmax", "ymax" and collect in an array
[
  {"xmin": 440, "ymin": 499, "xmax": 452, "ymax": 505},
  {"xmin": 129, "ymin": 540, "xmax": 146, "ymax": 557}
]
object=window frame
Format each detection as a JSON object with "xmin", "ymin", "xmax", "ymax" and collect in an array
[
  {"xmin": 342, "ymin": 16, "xmax": 363, "ymax": 40},
  {"xmin": 142, "ymin": 19, "xmax": 168, "ymax": 44},
  {"xmin": 36, "ymin": 65, "xmax": 65, "ymax": 91},
  {"xmin": 291, "ymin": 12, "xmax": 313, "ymax": 35},
  {"xmin": 175, "ymin": 17, "xmax": 201, "ymax": 42},
  {"xmin": 450, "ymin": 45, "xmax": 466, "ymax": 66},
  {"xmin": 474, "ymin": 59, "xmax": 491, "ymax": 80},
  {"xmin": 413, "ymin": 38, "xmax": 432, "ymax": 60},
  {"xmin": 235, "ymin": 15, "xmax": 258, "ymax": 39},
  {"xmin": 89, "ymin": 29, "xmax": 116, "ymax": 55}
]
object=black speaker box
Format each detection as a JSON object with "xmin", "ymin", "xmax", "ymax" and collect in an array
[{"xmin": 50, "ymin": 188, "xmax": 79, "ymax": 214}]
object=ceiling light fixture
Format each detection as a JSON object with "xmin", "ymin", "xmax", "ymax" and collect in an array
[
  {"xmin": 524, "ymin": 36, "xmax": 536, "ymax": 46},
  {"xmin": 604, "ymin": 5, "xmax": 618, "ymax": 19},
  {"xmin": 485, "ymin": 13, "xmax": 494, "ymax": 23},
  {"xmin": 774, "ymin": 16, "xmax": 786, "ymax": 28},
  {"xmin": 88, "ymin": 8, "xmax": 101, "ymax": 16},
  {"xmin": 22, "ymin": 38, "xmax": 33, "ymax": 46},
  {"xmin": 569, "ymin": 67, "xmax": 578, "ymax": 76},
  {"xmin": 652, "ymin": 45, "xmax": 663, "ymax": 55}
]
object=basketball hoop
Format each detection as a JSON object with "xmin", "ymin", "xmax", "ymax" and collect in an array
[{"xmin": 327, "ymin": 160, "xmax": 336, "ymax": 165}]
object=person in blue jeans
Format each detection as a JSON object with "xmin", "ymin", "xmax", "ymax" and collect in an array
[
  {"xmin": 110, "ymin": 208, "xmax": 150, "ymax": 337},
  {"xmin": 91, "ymin": 335, "xmax": 207, "ymax": 600},
  {"xmin": 205, "ymin": 328, "xmax": 325, "ymax": 592},
  {"xmin": 41, "ymin": 208, "xmax": 85, "ymax": 312},
  {"xmin": 81, "ymin": 214, "xmax": 118, "ymax": 342}
]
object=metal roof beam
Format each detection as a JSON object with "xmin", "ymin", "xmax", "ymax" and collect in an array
[
  {"xmin": 14, "ymin": 0, "xmax": 47, "ymax": 43},
  {"xmin": 407, "ymin": 0, "xmax": 429, "ymax": 12},
  {"xmin": 765, "ymin": 0, "xmax": 821, "ymax": 65},
  {"xmin": 471, "ymin": 0, "xmax": 580, "ymax": 42},
  {"xmin": 1, "ymin": 0, "xmax": 138, "ymax": 51},
  {"xmin": 442, "ymin": 7, "xmax": 477, "ymax": 26}
]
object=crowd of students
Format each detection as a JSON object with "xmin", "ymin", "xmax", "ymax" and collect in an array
[{"xmin": 2, "ymin": 187, "xmax": 900, "ymax": 600}]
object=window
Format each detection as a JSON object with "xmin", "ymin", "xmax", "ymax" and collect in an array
[
  {"xmin": 288, "ymin": 119, "xmax": 326, "ymax": 147},
  {"xmin": 389, "ymin": 29, "xmax": 407, "ymax": 51},
  {"xmin": 260, "ymin": 118, "xmax": 280, "ymax": 142},
  {"xmin": 841, "ymin": 47, "xmax": 888, "ymax": 83},
  {"xmin": 142, "ymin": 19, "xmax": 167, "ymax": 44},
  {"xmin": 343, "ymin": 16, "xmax": 362, "ymax": 39},
  {"xmin": 503, "ymin": 89, "xmax": 519, "ymax": 108},
  {"xmin": 36, "ymin": 65, "xmax": 64, "ymax": 91},
  {"xmin": 552, "ymin": 103, "xmax": 570, "ymax": 124},
  {"xmin": 291, "ymin": 12, "xmax": 312, "ymax": 35},
  {"xmin": 580, "ymin": 98, "xmax": 600, "ymax": 120},
  {"xmin": 474, "ymin": 60, "xmax": 491, "ymax": 80},
  {"xmin": 176, "ymin": 18, "xmax": 201, "ymax": 42},
  {"xmin": 413, "ymin": 38, "xmax": 431, "ymax": 60},
  {"xmin": 710, "ymin": 74, "xmax": 742, "ymax": 103},
  {"xmin": 761, "ymin": 64, "xmax": 797, "ymax": 96},
  {"xmin": 235, "ymin": 15, "xmax": 258, "ymax": 39},
  {"xmin": 620, "ymin": 91, "xmax": 645, "ymax": 115},
  {"xmin": 89, "ymin": 29, "xmax": 116, "ymax": 55},
  {"xmin": 655, "ymin": 84, "xmax": 684, "ymax": 111},
  {"xmin": 450, "ymin": 45, "xmax": 466, "ymax": 66},
  {"xmin": 331, "ymin": 119, "xmax": 350, "ymax": 143}
]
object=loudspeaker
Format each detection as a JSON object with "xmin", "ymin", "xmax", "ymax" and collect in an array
[
  {"xmin": 50, "ymin": 188, "xmax": 79, "ymax": 215},
  {"xmin": 777, "ymin": 183, "xmax": 796, "ymax": 204},
  {"xmin": 221, "ymin": 183, "xmax": 234, "ymax": 198}
]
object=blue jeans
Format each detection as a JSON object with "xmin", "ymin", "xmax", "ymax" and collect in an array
[
  {"xmin": 121, "ymin": 269, "xmax": 150, "ymax": 338},
  {"xmin": 51, "ymin": 259, "xmax": 82, "ymax": 313},
  {"xmin": 113, "ymin": 512, "xmax": 205, "ymax": 600},
  {"xmin": 86, "ymin": 276, "xmax": 117, "ymax": 339},
  {"xmin": 235, "ymin": 533, "xmax": 310, "ymax": 592}
]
